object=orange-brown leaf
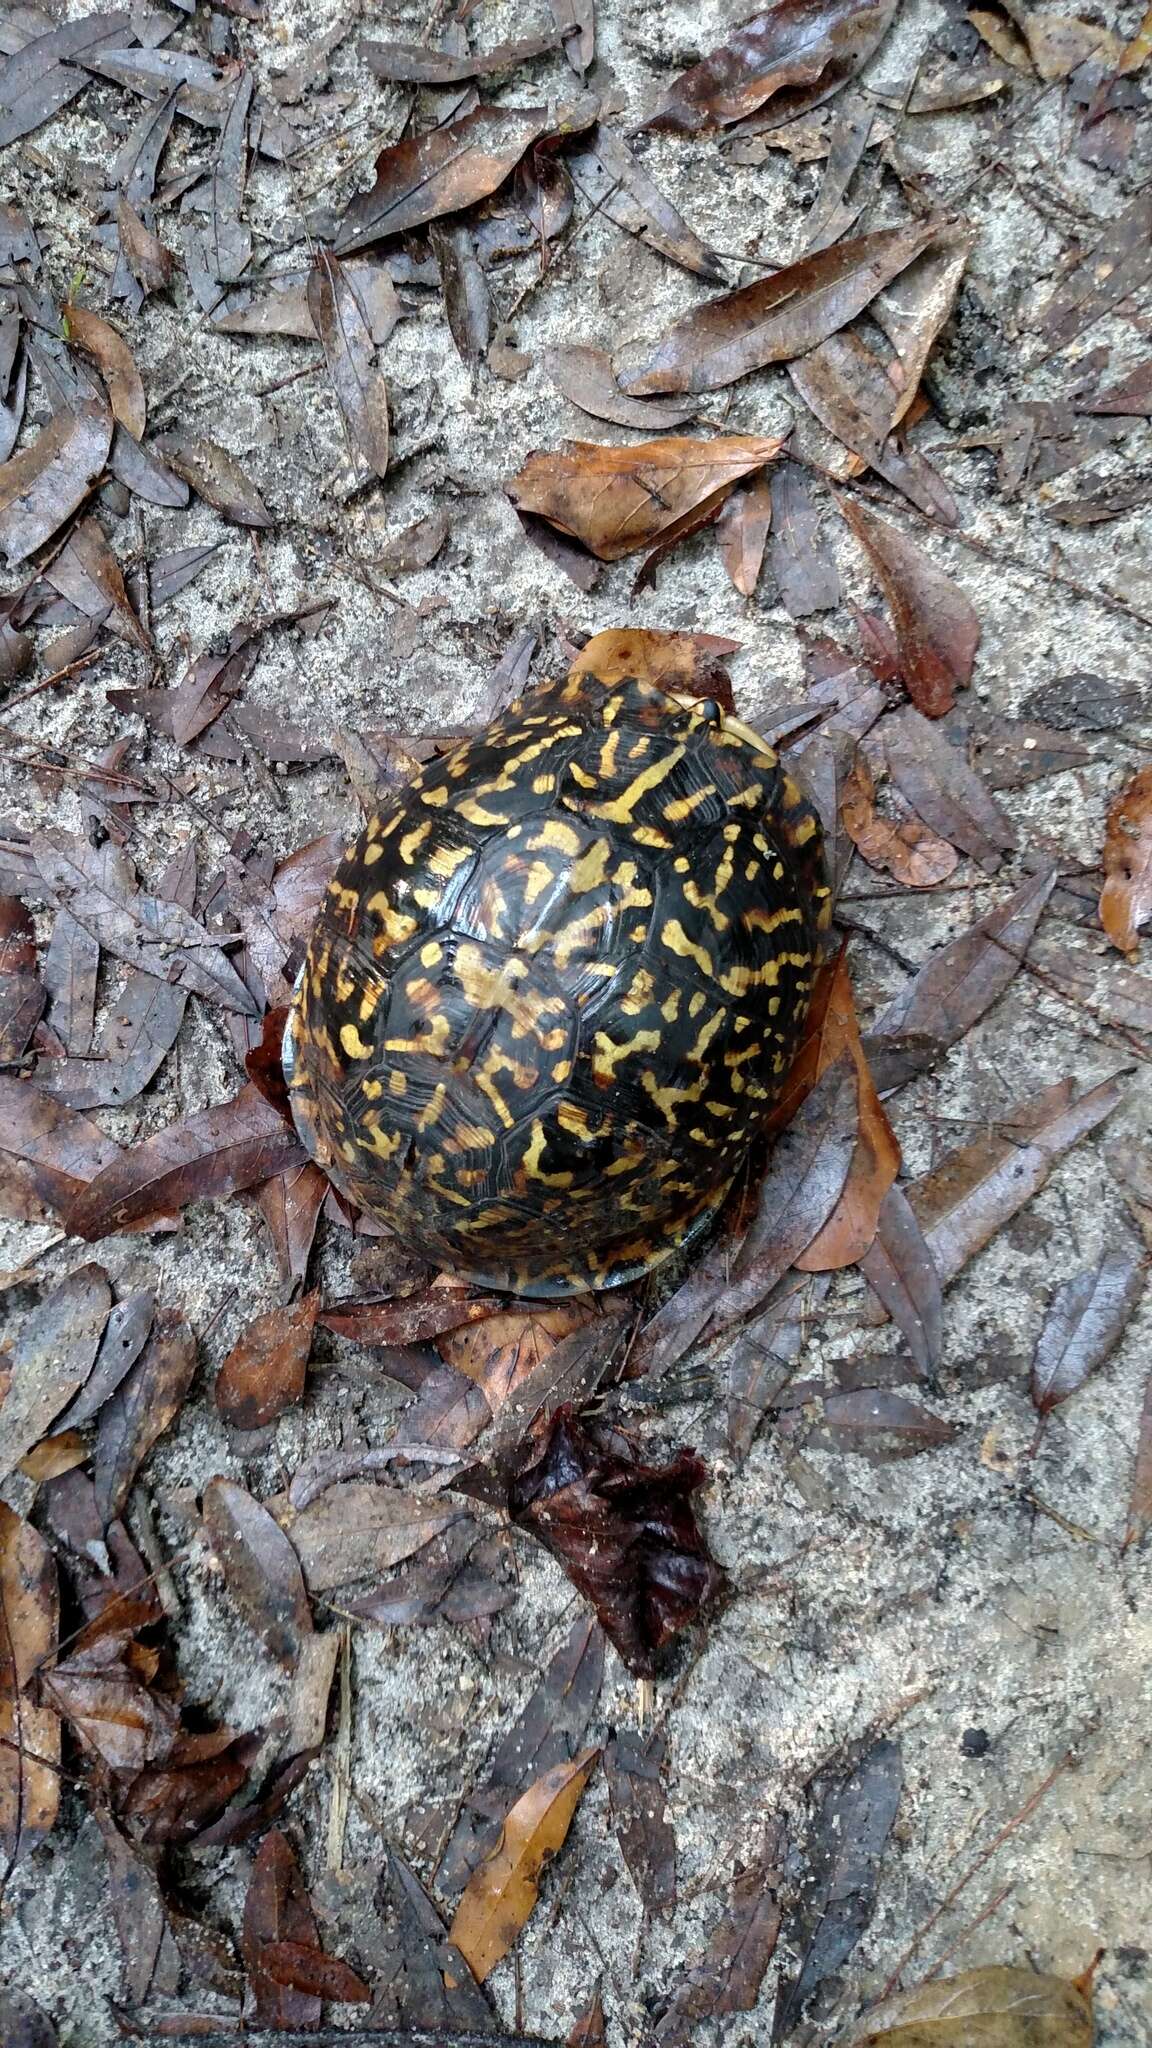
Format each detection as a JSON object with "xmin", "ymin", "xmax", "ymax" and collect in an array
[
  {"xmin": 506, "ymin": 436, "xmax": 782, "ymax": 560},
  {"xmin": 450, "ymin": 1749, "xmax": 599, "ymax": 1980},
  {"xmin": 837, "ymin": 496, "xmax": 980, "ymax": 717},
  {"xmin": 568, "ymin": 627, "xmax": 741, "ymax": 705},
  {"xmin": 215, "ymin": 1291, "xmax": 319, "ymax": 1430},
  {"xmin": 1099, "ymin": 765, "xmax": 1152, "ymax": 955},
  {"xmin": 437, "ymin": 1300, "xmax": 593, "ymax": 1413},
  {"xmin": 0, "ymin": 1503, "xmax": 60, "ymax": 1866},
  {"xmin": 841, "ymin": 747, "xmax": 959, "ymax": 888},
  {"xmin": 795, "ymin": 962, "xmax": 900, "ymax": 1270}
]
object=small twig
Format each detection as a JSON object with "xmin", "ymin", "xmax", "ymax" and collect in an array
[
  {"xmin": 920, "ymin": 1880, "xmax": 1014, "ymax": 1981},
  {"xmin": 2, "ymin": 650, "xmax": 103, "ymax": 713},
  {"xmin": 871, "ymin": 1745, "xmax": 1079, "ymax": 2002}
]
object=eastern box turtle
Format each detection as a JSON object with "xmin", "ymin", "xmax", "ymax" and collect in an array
[{"xmin": 284, "ymin": 660, "xmax": 830, "ymax": 1296}]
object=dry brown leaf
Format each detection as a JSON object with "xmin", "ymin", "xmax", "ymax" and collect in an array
[
  {"xmin": 0, "ymin": 1502, "xmax": 60, "ymax": 1868},
  {"xmin": 215, "ymin": 1291, "xmax": 319, "ymax": 1430},
  {"xmin": 717, "ymin": 472, "xmax": 773, "ymax": 596},
  {"xmin": 1099, "ymin": 766, "xmax": 1152, "ymax": 955},
  {"xmin": 307, "ymin": 250, "xmax": 389, "ymax": 481},
  {"xmin": 644, "ymin": 0, "xmax": 899, "ymax": 135},
  {"xmin": 568, "ymin": 626, "xmax": 741, "ymax": 701},
  {"xmin": 838, "ymin": 497, "xmax": 980, "ymax": 716},
  {"xmin": 437, "ymin": 1300, "xmax": 593, "ymax": 1413},
  {"xmin": 63, "ymin": 303, "xmax": 146, "ymax": 439},
  {"xmin": 450, "ymin": 1748, "xmax": 599, "ymax": 1980},
  {"xmin": 795, "ymin": 961, "xmax": 900, "ymax": 1269},
  {"xmin": 841, "ymin": 748, "xmax": 959, "ymax": 887},
  {"xmin": 0, "ymin": 1263, "xmax": 111, "ymax": 1481},
  {"xmin": 116, "ymin": 194, "xmax": 176, "ymax": 298},
  {"xmin": 93, "ymin": 1305, "xmax": 198, "ymax": 1525},
  {"xmin": 0, "ymin": 393, "xmax": 113, "ymax": 568},
  {"xmin": 1124, "ymin": 1361, "xmax": 1152, "ymax": 1548},
  {"xmin": 845, "ymin": 1961, "xmax": 1094, "ymax": 2045},
  {"xmin": 202, "ymin": 1477, "xmax": 313, "ymax": 1668},
  {"xmin": 507, "ymin": 435, "xmax": 781, "ymax": 560}
]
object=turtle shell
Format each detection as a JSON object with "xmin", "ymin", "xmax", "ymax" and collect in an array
[{"xmin": 285, "ymin": 667, "xmax": 830, "ymax": 1297}]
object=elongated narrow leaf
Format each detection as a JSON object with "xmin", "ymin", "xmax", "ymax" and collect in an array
[
  {"xmin": 1030, "ymin": 1247, "xmax": 1145, "ymax": 1415},
  {"xmin": 450, "ymin": 1749, "xmax": 599, "ymax": 1980},
  {"xmin": 645, "ymin": 0, "xmax": 898, "ymax": 135},
  {"xmin": 0, "ymin": 1264, "xmax": 111, "ymax": 1480},
  {"xmin": 203, "ymin": 1477, "xmax": 313, "ymax": 1667},
  {"xmin": 0, "ymin": 1504, "xmax": 60, "ymax": 1866},
  {"xmin": 615, "ymin": 221, "xmax": 937, "ymax": 395},
  {"xmin": 93, "ymin": 1305, "xmax": 197, "ymax": 1523},
  {"xmin": 335, "ymin": 102, "xmax": 563, "ymax": 253},
  {"xmin": 0, "ymin": 393, "xmax": 112, "ymax": 566},
  {"xmin": 64, "ymin": 1081, "xmax": 304, "ymax": 1239},
  {"xmin": 838, "ymin": 497, "xmax": 980, "ymax": 717},
  {"xmin": 308, "ymin": 249, "xmax": 389, "ymax": 479}
]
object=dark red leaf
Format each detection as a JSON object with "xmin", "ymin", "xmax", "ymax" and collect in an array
[
  {"xmin": 63, "ymin": 1081, "xmax": 305, "ymax": 1239},
  {"xmin": 644, "ymin": 0, "xmax": 899, "ymax": 135}
]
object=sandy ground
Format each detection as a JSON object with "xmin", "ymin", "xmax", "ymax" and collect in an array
[{"xmin": 2, "ymin": 0, "xmax": 1152, "ymax": 2041}]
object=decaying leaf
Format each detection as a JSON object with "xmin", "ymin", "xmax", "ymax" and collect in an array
[
  {"xmin": 437, "ymin": 1300, "xmax": 593, "ymax": 1414},
  {"xmin": 362, "ymin": 30, "xmax": 564, "ymax": 84},
  {"xmin": 565, "ymin": 126, "xmax": 728, "ymax": 283},
  {"xmin": 0, "ymin": 1262, "xmax": 111, "ymax": 1480},
  {"xmin": 509, "ymin": 1407, "xmax": 726, "ymax": 1675},
  {"xmin": 335, "ymin": 102, "xmax": 576, "ymax": 253},
  {"xmin": 567, "ymin": 625, "xmax": 741, "ymax": 701},
  {"xmin": 58, "ymin": 1287, "xmax": 155, "ymax": 1430},
  {"xmin": 0, "ymin": 393, "xmax": 112, "ymax": 567},
  {"xmin": 450, "ymin": 1748, "xmax": 599, "ymax": 1980},
  {"xmin": 795, "ymin": 975, "xmax": 900, "ymax": 1272},
  {"xmin": 858, "ymin": 1185, "xmax": 943, "ymax": 1380},
  {"xmin": 64, "ymin": 1082, "xmax": 305, "ymax": 1240},
  {"xmin": 1124, "ymin": 1362, "xmax": 1152, "ymax": 1549},
  {"xmin": 1099, "ymin": 766, "xmax": 1152, "ymax": 955},
  {"xmin": 0, "ymin": 1502, "xmax": 61, "ymax": 1867},
  {"xmin": 884, "ymin": 706, "xmax": 1015, "ymax": 873},
  {"xmin": 841, "ymin": 747, "xmax": 959, "ymax": 887},
  {"xmin": 656, "ymin": 1821, "xmax": 785, "ymax": 2041},
  {"xmin": 63, "ymin": 303, "xmax": 146, "ymax": 439},
  {"xmin": 1036, "ymin": 188, "xmax": 1152, "ymax": 352},
  {"xmin": 605, "ymin": 1728, "xmax": 676, "ymax": 1920},
  {"xmin": 215, "ymin": 1291, "xmax": 319, "ymax": 1430},
  {"xmin": 1030, "ymin": 1246, "xmax": 1145, "ymax": 1417},
  {"xmin": 275, "ymin": 1480, "xmax": 466, "ymax": 1593},
  {"xmin": 645, "ymin": 0, "xmax": 899, "ymax": 135},
  {"xmin": 243, "ymin": 1829, "xmax": 322, "ymax": 2029},
  {"xmin": 717, "ymin": 472, "xmax": 773, "ymax": 597},
  {"xmin": 769, "ymin": 460, "xmax": 841, "ymax": 616},
  {"xmin": 93, "ymin": 1304, "xmax": 197, "ymax": 1524},
  {"xmin": 507, "ymin": 435, "xmax": 781, "ymax": 560},
  {"xmin": 0, "ymin": 1075, "xmax": 122, "ymax": 1226},
  {"xmin": 116, "ymin": 194, "xmax": 175, "ymax": 298},
  {"xmin": 545, "ymin": 344, "xmax": 698, "ymax": 430},
  {"xmin": 838, "ymin": 498, "xmax": 980, "ymax": 716},
  {"xmin": 308, "ymin": 249, "xmax": 390, "ymax": 480},
  {"xmin": 156, "ymin": 432, "xmax": 273, "ymax": 526},
  {"xmin": 202, "ymin": 1477, "xmax": 313, "ymax": 1667},
  {"xmin": 844, "ymin": 1963, "xmax": 1095, "ymax": 2046},
  {"xmin": 615, "ymin": 222, "xmax": 937, "ymax": 395}
]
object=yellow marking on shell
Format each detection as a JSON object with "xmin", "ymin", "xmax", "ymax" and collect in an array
[
  {"xmin": 592, "ymin": 1027, "xmax": 662, "ymax": 1083},
  {"xmin": 599, "ymin": 730, "xmax": 621, "ymax": 779},
  {"xmin": 661, "ymin": 990, "xmax": 681, "ymax": 1023},
  {"xmin": 663, "ymin": 783, "xmax": 718, "ymax": 824},
  {"xmin": 362, "ymin": 1077, "xmax": 383, "ymax": 1099},
  {"xmin": 743, "ymin": 903, "xmax": 802, "ymax": 935},
  {"xmin": 550, "ymin": 903, "xmax": 614, "ymax": 968},
  {"xmin": 523, "ymin": 860, "xmax": 556, "ymax": 906},
  {"xmin": 605, "ymin": 1142, "xmax": 648, "ymax": 1177},
  {"xmin": 522, "ymin": 1120, "xmax": 573, "ymax": 1188},
  {"xmin": 327, "ymin": 881, "xmax": 361, "ymax": 918},
  {"xmin": 456, "ymin": 797, "xmax": 510, "ymax": 828},
  {"xmin": 427, "ymin": 841, "xmax": 473, "ymax": 881},
  {"xmin": 772, "ymin": 859, "xmax": 785, "ymax": 880},
  {"xmin": 552, "ymin": 1058, "xmax": 572, "ymax": 1083},
  {"xmin": 340, "ymin": 1023, "xmax": 373, "ymax": 1060},
  {"xmin": 586, "ymin": 745, "xmax": 685, "ymax": 826},
  {"xmin": 363, "ymin": 840, "xmax": 384, "ymax": 865},
  {"xmin": 674, "ymin": 856, "xmax": 690, "ymax": 874},
  {"xmin": 633, "ymin": 826, "xmax": 673, "ymax": 849},
  {"xmin": 630, "ymin": 923, "xmax": 647, "ymax": 940},
  {"xmin": 725, "ymin": 1041, "xmax": 763, "ymax": 1068},
  {"xmin": 568, "ymin": 837, "xmax": 613, "ymax": 893},
  {"xmin": 361, "ymin": 1120, "xmax": 402, "ymax": 1161},
  {"xmin": 455, "ymin": 942, "xmax": 565, "ymax": 1047},
  {"xmin": 705, "ymin": 1099, "xmax": 737, "ymax": 1118},
  {"xmin": 529, "ymin": 819, "xmax": 583, "ymax": 857},
  {"xmin": 420, "ymin": 785, "xmax": 449, "ymax": 807},
  {"xmin": 384, "ymin": 1014, "xmax": 451, "ymax": 1055},
  {"xmin": 728, "ymin": 783, "xmax": 764, "ymax": 809},
  {"xmin": 661, "ymin": 917, "xmax": 714, "ymax": 978},
  {"xmin": 400, "ymin": 820, "xmax": 432, "ymax": 864},
  {"xmin": 334, "ymin": 969, "xmax": 355, "ymax": 1002},
  {"xmin": 366, "ymin": 895, "xmax": 419, "ymax": 950},
  {"xmin": 601, "ymin": 696, "xmax": 625, "ymax": 730},
  {"xmin": 568, "ymin": 763, "xmax": 596, "ymax": 789},
  {"xmin": 421, "ymin": 940, "xmax": 443, "ymax": 967},
  {"xmin": 642, "ymin": 1068, "xmax": 708, "ymax": 1127},
  {"xmin": 358, "ymin": 989, "xmax": 382, "ymax": 1023},
  {"xmin": 448, "ymin": 1120, "xmax": 496, "ymax": 1150},
  {"xmin": 688, "ymin": 1007, "xmax": 725, "ymax": 1063},
  {"xmin": 532, "ymin": 773, "xmax": 557, "ymax": 795},
  {"xmin": 417, "ymin": 1082, "xmax": 447, "ymax": 1132},
  {"xmin": 619, "ymin": 968, "xmax": 656, "ymax": 1017},
  {"xmin": 389, "ymin": 1071, "xmax": 407, "ymax": 1096},
  {"xmin": 556, "ymin": 1101, "xmax": 611, "ymax": 1141},
  {"xmin": 683, "ymin": 879, "xmax": 730, "ymax": 934},
  {"xmin": 411, "ymin": 885, "xmax": 439, "ymax": 910},
  {"xmin": 474, "ymin": 1066, "xmax": 514, "ymax": 1128}
]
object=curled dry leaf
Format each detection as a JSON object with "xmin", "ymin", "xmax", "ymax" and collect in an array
[
  {"xmin": 841, "ymin": 746, "xmax": 959, "ymax": 887},
  {"xmin": 506, "ymin": 435, "xmax": 781, "ymax": 559},
  {"xmin": 545, "ymin": 343, "xmax": 698, "ymax": 430},
  {"xmin": 1030, "ymin": 1246, "xmax": 1145, "ymax": 1417},
  {"xmin": 644, "ymin": 0, "xmax": 899, "ymax": 135},
  {"xmin": 63, "ymin": 302, "xmax": 146, "ymax": 439},
  {"xmin": 202, "ymin": 1477, "xmax": 313, "ymax": 1668},
  {"xmin": 0, "ymin": 1262, "xmax": 111, "ymax": 1481},
  {"xmin": 215, "ymin": 1290, "xmax": 319, "ymax": 1429},
  {"xmin": 1099, "ymin": 765, "xmax": 1152, "ymax": 954},
  {"xmin": 568, "ymin": 625, "xmax": 741, "ymax": 701},
  {"xmin": 335, "ymin": 102, "xmax": 573, "ymax": 253},
  {"xmin": 0, "ymin": 1502, "xmax": 61, "ymax": 1867},
  {"xmin": 509, "ymin": 1407, "xmax": 726, "ymax": 1675},
  {"xmin": 844, "ymin": 1963, "xmax": 1094, "ymax": 2046},
  {"xmin": 838, "ymin": 496, "xmax": 980, "ymax": 716},
  {"xmin": 450, "ymin": 1748, "xmax": 599, "ymax": 1980},
  {"xmin": 615, "ymin": 221, "xmax": 937, "ymax": 395},
  {"xmin": 308, "ymin": 249, "xmax": 390, "ymax": 481}
]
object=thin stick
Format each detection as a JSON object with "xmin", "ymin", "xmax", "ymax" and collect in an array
[
  {"xmin": 921, "ymin": 1880, "xmax": 1014, "ymax": 1980},
  {"xmin": 2, "ymin": 650, "xmax": 103, "ymax": 712},
  {"xmin": 872, "ymin": 1746, "xmax": 1078, "ymax": 2002}
]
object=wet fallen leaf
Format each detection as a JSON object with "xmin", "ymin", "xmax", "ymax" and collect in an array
[
  {"xmin": 1099, "ymin": 766, "xmax": 1152, "ymax": 955},
  {"xmin": 41, "ymin": 969, "xmax": 188, "ymax": 1113},
  {"xmin": 93, "ymin": 1304, "xmax": 197, "ymax": 1525},
  {"xmin": 569, "ymin": 1984, "xmax": 606, "ymax": 2048},
  {"xmin": 261, "ymin": 1938, "xmax": 372, "ymax": 2002},
  {"xmin": 807, "ymin": 1386, "xmax": 958, "ymax": 1457},
  {"xmin": 841, "ymin": 747, "xmax": 959, "ymax": 887},
  {"xmin": 795, "ymin": 988, "xmax": 900, "ymax": 1272},
  {"xmin": 769, "ymin": 460, "xmax": 841, "ymax": 615},
  {"xmin": 656, "ymin": 1821, "xmax": 785, "ymax": 2043},
  {"xmin": 308, "ymin": 248, "xmax": 390, "ymax": 480},
  {"xmin": 566, "ymin": 126, "xmax": 728, "ymax": 282},
  {"xmin": 884, "ymin": 706, "xmax": 1015, "ymax": 872},
  {"xmin": 509, "ymin": 1407, "xmax": 726, "ymax": 1676},
  {"xmin": 1026, "ymin": 12, "xmax": 1122, "ymax": 78},
  {"xmin": 717, "ymin": 471, "xmax": 773, "ymax": 596},
  {"xmin": 1037, "ymin": 187, "xmax": 1152, "ymax": 351},
  {"xmin": 616, "ymin": 221, "xmax": 936, "ymax": 394},
  {"xmin": 0, "ymin": 1502, "xmax": 60, "ymax": 1866},
  {"xmin": 1023, "ymin": 670, "xmax": 1143, "ymax": 732},
  {"xmin": 450, "ymin": 1748, "xmax": 599, "ymax": 1980},
  {"xmin": 373, "ymin": 1844, "xmax": 497, "ymax": 2031},
  {"xmin": 605, "ymin": 1728, "xmax": 676, "ymax": 1920},
  {"xmin": 728, "ymin": 1273, "xmax": 826, "ymax": 1461},
  {"xmin": 63, "ymin": 303, "xmax": 145, "ymax": 439},
  {"xmin": 215, "ymin": 1290, "xmax": 319, "ymax": 1429},
  {"xmin": 58, "ymin": 1288, "xmax": 155, "ymax": 1429},
  {"xmin": 858, "ymin": 1185, "xmax": 943, "ymax": 1380},
  {"xmin": 1030, "ymin": 1245, "xmax": 1145, "ymax": 1417},
  {"xmin": 275, "ymin": 1480, "xmax": 465, "ymax": 1593},
  {"xmin": 864, "ymin": 866, "xmax": 1056, "ymax": 1092},
  {"xmin": 789, "ymin": 330, "xmax": 957, "ymax": 524},
  {"xmin": 335, "ymin": 102, "xmax": 574, "ymax": 253},
  {"xmin": 243, "ymin": 1829, "xmax": 322, "ymax": 2029},
  {"xmin": 844, "ymin": 1963, "xmax": 1094, "ymax": 2045},
  {"xmin": 439, "ymin": 1613, "xmax": 604, "ymax": 1892},
  {"xmin": 156, "ymin": 432, "xmax": 272, "ymax": 526},
  {"xmin": 507, "ymin": 434, "xmax": 782, "ymax": 559},
  {"xmin": 0, "ymin": 392, "xmax": 112, "ymax": 567},
  {"xmin": 63, "ymin": 1082, "xmax": 304, "ymax": 1240},
  {"xmin": 0, "ymin": 1262, "xmax": 111, "ymax": 1480},
  {"xmin": 216, "ymin": 262, "xmax": 400, "ymax": 344},
  {"xmin": 438, "ymin": 1301, "xmax": 593, "ymax": 1414},
  {"xmin": 0, "ymin": 11, "xmax": 132, "ymax": 147},
  {"xmin": 33, "ymin": 830, "xmax": 256, "ymax": 1016},
  {"xmin": 116, "ymin": 195, "xmax": 176, "ymax": 299},
  {"xmin": 202, "ymin": 1477, "xmax": 313, "ymax": 1667},
  {"xmin": 43, "ymin": 516, "xmax": 150, "ymax": 651},
  {"xmin": 255, "ymin": 1162, "xmax": 328, "ymax": 1291},
  {"xmin": 773, "ymin": 1737, "xmax": 902, "ymax": 2040},
  {"xmin": 0, "ymin": 896, "xmax": 43, "ymax": 1061},
  {"xmin": 838, "ymin": 498, "xmax": 980, "ymax": 716},
  {"xmin": 429, "ymin": 220, "xmax": 491, "ymax": 371},
  {"xmin": 321, "ymin": 1288, "xmax": 504, "ymax": 1348},
  {"xmin": 545, "ymin": 343, "xmax": 698, "ymax": 430},
  {"xmin": 95, "ymin": 1809, "xmax": 180, "ymax": 2004},
  {"xmin": 0, "ymin": 1075, "xmax": 122, "ymax": 1225},
  {"xmin": 645, "ymin": 0, "xmax": 899, "ymax": 135}
]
